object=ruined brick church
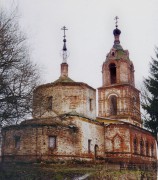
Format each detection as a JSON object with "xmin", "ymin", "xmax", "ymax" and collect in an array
[{"xmin": 1, "ymin": 22, "xmax": 157, "ymax": 168}]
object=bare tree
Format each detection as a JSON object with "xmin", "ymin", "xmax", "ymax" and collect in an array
[{"xmin": 0, "ymin": 10, "xmax": 40, "ymax": 126}]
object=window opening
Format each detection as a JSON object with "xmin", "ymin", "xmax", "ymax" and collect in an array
[
  {"xmin": 132, "ymin": 97, "xmax": 136, "ymax": 106},
  {"xmin": 110, "ymin": 95, "xmax": 117, "ymax": 115},
  {"xmin": 94, "ymin": 145, "xmax": 99, "ymax": 159},
  {"xmin": 133, "ymin": 137, "xmax": 137, "ymax": 154},
  {"xmin": 151, "ymin": 144, "xmax": 154, "ymax": 157},
  {"xmin": 132, "ymin": 97, "xmax": 137, "ymax": 113},
  {"xmin": 15, "ymin": 136, "xmax": 20, "ymax": 149},
  {"xmin": 88, "ymin": 139, "xmax": 91, "ymax": 153},
  {"xmin": 113, "ymin": 135, "xmax": 122, "ymax": 151},
  {"xmin": 49, "ymin": 136, "xmax": 56, "ymax": 149},
  {"xmin": 130, "ymin": 64, "xmax": 134, "ymax": 84},
  {"xmin": 70, "ymin": 96, "xmax": 78, "ymax": 109},
  {"xmin": 109, "ymin": 63, "xmax": 116, "ymax": 84},
  {"xmin": 89, "ymin": 98, "xmax": 93, "ymax": 111},
  {"xmin": 47, "ymin": 96, "xmax": 52, "ymax": 110},
  {"xmin": 146, "ymin": 141, "xmax": 149, "ymax": 156},
  {"xmin": 140, "ymin": 138, "xmax": 144, "ymax": 155}
]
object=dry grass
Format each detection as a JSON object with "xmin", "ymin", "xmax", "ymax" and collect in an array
[{"xmin": 0, "ymin": 163, "xmax": 157, "ymax": 180}]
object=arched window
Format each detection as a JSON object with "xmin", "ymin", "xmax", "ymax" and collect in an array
[
  {"xmin": 133, "ymin": 136, "xmax": 137, "ymax": 154},
  {"xmin": 146, "ymin": 141, "xmax": 149, "ymax": 156},
  {"xmin": 109, "ymin": 95, "xmax": 117, "ymax": 115},
  {"xmin": 140, "ymin": 138, "xmax": 144, "ymax": 155},
  {"xmin": 113, "ymin": 135, "xmax": 122, "ymax": 151},
  {"xmin": 112, "ymin": 52, "xmax": 115, "ymax": 56},
  {"xmin": 109, "ymin": 63, "xmax": 117, "ymax": 84}
]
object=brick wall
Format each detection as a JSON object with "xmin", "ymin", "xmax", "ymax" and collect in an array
[
  {"xmin": 33, "ymin": 82, "xmax": 96, "ymax": 120},
  {"xmin": 2, "ymin": 115, "xmax": 104, "ymax": 162},
  {"xmin": 104, "ymin": 123, "xmax": 157, "ymax": 164}
]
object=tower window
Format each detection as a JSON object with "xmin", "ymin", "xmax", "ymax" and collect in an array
[
  {"xmin": 132, "ymin": 97, "xmax": 137, "ymax": 114},
  {"xmin": 132, "ymin": 97, "xmax": 137, "ymax": 106},
  {"xmin": 47, "ymin": 96, "xmax": 52, "ymax": 110},
  {"xmin": 109, "ymin": 63, "xmax": 117, "ymax": 84},
  {"xmin": 130, "ymin": 64, "xmax": 134, "ymax": 84},
  {"xmin": 112, "ymin": 52, "xmax": 115, "ymax": 56},
  {"xmin": 109, "ymin": 95, "xmax": 117, "ymax": 115},
  {"xmin": 89, "ymin": 98, "xmax": 93, "ymax": 111}
]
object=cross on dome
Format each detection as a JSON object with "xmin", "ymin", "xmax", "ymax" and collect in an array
[
  {"xmin": 61, "ymin": 26, "xmax": 69, "ymax": 63},
  {"xmin": 114, "ymin": 16, "xmax": 119, "ymax": 28},
  {"xmin": 61, "ymin": 26, "xmax": 68, "ymax": 39}
]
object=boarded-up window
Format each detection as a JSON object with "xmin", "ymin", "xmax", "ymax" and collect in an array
[
  {"xmin": 113, "ymin": 135, "xmax": 122, "ymax": 151},
  {"xmin": 88, "ymin": 139, "xmax": 91, "ymax": 153},
  {"xmin": 15, "ymin": 136, "xmax": 20, "ymax": 149},
  {"xmin": 69, "ymin": 96, "xmax": 78, "ymax": 109},
  {"xmin": 49, "ymin": 136, "xmax": 56, "ymax": 148},
  {"xmin": 47, "ymin": 96, "xmax": 52, "ymax": 110}
]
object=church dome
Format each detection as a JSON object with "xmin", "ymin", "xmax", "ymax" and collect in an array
[{"xmin": 113, "ymin": 28, "xmax": 121, "ymax": 36}]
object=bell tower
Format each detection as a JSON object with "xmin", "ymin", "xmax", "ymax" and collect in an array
[{"xmin": 98, "ymin": 17, "xmax": 141, "ymax": 126}]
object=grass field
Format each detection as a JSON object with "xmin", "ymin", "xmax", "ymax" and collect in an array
[{"xmin": 0, "ymin": 163, "xmax": 157, "ymax": 180}]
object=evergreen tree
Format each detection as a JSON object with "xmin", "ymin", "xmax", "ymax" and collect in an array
[{"xmin": 142, "ymin": 48, "xmax": 158, "ymax": 139}]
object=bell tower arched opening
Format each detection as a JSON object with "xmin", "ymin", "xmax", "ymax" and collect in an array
[
  {"xmin": 109, "ymin": 95, "xmax": 117, "ymax": 115},
  {"xmin": 109, "ymin": 63, "xmax": 116, "ymax": 84}
]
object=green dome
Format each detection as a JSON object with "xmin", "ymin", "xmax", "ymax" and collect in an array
[{"xmin": 53, "ymin": 76, "xmax": 74, "ymax": 83}]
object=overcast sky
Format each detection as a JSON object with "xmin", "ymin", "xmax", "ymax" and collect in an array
[{"xmin": 1, "ymin": 0, "xmax": 158, "ymax": 89}]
